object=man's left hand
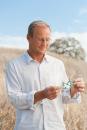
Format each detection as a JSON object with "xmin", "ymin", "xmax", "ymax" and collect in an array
[{"xmin": 70, "ymin": 78, "xmax": 85, "ymax": 97}]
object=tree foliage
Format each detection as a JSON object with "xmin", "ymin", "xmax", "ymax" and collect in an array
[{"xmin": 48, "ymin": 37, "xmax": 86, "ymax": 60}]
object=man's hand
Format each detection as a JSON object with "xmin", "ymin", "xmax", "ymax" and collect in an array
[
  {"xmin": 70, "ymin": 78, "xmax": 85, "ymax": 97},
  {"xmin": 43, "ymin": 86, "xmax": 61, "ymax": 100},
  {"xmin": 34, "ymin": 86, "xmax": 61, "ymax": 104}
]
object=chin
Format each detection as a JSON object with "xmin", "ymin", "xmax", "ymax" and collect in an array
[
  {"xmin": 37, "ymin": 48, "xmax": 46, "ymax": 54},
  {"xmin": 39, "ymin": 50, "xmax": 46, "ymax": 54}
]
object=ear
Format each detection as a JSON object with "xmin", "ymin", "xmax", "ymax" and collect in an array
[
  {"xmin": 27, "ymin": 34, "xmax": 32, "ymax": 41},
  {"xmin": 27, "ymin": 34, "xmax": 29, "ymax": 40}
]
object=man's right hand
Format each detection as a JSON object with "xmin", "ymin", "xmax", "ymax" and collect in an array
[
  {"xmin": 43, "ymin": 86, "xmax": 61, "ymax": 100},
  {"xmin": 34, "ymin": 86, "xmax": 61, "ymax": 104}
]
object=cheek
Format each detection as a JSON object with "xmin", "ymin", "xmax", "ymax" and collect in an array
[
  {"xmin": 40, "ymin": 44, "xmax": 48, "ymax": 49},
  {"xmin": 47, "ymin": 43, "xmax": 49, "ymax": 47},
  {"xmin": 45, "ymin": 43, "xmax": 49, "ymax": 49}
]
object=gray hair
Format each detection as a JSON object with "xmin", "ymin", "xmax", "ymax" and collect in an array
[{"xmin": 27, "ymin": 20, "xmax": 51, "ymax": 36}]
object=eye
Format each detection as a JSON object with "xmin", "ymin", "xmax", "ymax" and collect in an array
[
  {"xmin": 46, "ymin": 38, "xmax": 51, "ymax": 42},
  {"xmin": 37, "ymin": 38, "xmax": 51, "ymax": 42}
]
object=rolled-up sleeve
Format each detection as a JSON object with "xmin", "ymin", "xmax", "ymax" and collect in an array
[
  {"xmin": 62, "ymin": 88, "xmax": 81, "ymax": 104},
  {"xmin": 5, "ymin": 62, "xmax": 36, "ymax": 110}
]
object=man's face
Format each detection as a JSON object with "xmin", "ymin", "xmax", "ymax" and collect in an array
[{"xmin": 27, "ymin": 25, "xmax": 51, "ymax": 55}]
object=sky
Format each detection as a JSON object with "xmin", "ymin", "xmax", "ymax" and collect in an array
[{"xmin": 0, "ymin": 0, "xmax": 87, "ymax": 53}]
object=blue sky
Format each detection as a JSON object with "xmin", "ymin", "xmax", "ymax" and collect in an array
[{"xmin": 0, "ymin": 0, "xmax": 87, "ymax": 51}]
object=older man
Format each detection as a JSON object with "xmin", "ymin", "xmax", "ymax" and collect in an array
[{"xmin": 5, "ymin": 20, "xmax": 85, "ymax": 130}]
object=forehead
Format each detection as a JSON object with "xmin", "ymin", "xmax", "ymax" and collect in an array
[
  {"xmin": 33, "ymin": 24, "xmax": 51, "ymax": 35},
  {"xmin": 34, "ymin": 23, "xmax": 50, "ymax": 29}
]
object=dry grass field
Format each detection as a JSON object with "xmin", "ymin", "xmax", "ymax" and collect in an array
[{"xmin": 0, "ymin": 48, "xmax": 87, "ymax": 130}]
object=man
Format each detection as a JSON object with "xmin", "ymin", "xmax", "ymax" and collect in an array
[{"xmin": 5, "ymin": 20, "xmax": 85, "ymax": 130}]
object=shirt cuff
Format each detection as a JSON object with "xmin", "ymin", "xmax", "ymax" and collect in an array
[
  {"xmin": 27, "ymin": 91, "xmax": 36, "ymax": 111},
  {"xmin": 62, "ymin": 88, "xmax": 81, "ymax": 104},
  {"xmin": 27, "ymin": 91, "xmax": 41, "ymax": 111}
]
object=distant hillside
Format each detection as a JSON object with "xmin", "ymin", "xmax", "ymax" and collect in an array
[{"xmin": 0, "ymin": 48, "xmax": 87, "ymax": 130}]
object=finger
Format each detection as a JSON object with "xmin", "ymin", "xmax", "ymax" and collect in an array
[
  {"xmin": 78, "ymin": 87, "xmax": 85, "ymax": 92},
  {"xmin": 48, "ymin": 95, "xmax": 58, "ymax": 100},
  {"xmin": 51, "ymin": 88, "xmax": 60, "ymax": 94},
  {"xmin": 55, "ymin": 86, "xmax": 61, "ymax": 90},
  {"xmin": 50, "ymin": 91, "xmax": 59, "ymax": 96},
  {"xmin": 74, "ymin": 82, "xmax": 85, "ymax": 88},
  {"xmin": 74, "ymin": 78, "xmax": 84, "ymax": 82},
  {"xmin": 73, "ymin": 84, "xmax": 85, "ymax": 92}
]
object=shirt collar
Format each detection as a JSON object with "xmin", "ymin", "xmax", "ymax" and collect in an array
[{"xmin": 23, "ymin": 51, "xmax": 50, "ymax": 64}]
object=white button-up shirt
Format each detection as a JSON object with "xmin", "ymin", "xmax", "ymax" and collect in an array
[{"xmin": 5, "ymin": 52, "xmax": 81, "ymax": 130}]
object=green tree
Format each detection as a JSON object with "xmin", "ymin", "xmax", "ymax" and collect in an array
[{"xmin": 48, "ymin": 37, "xmax": 86, "ymax": 60}]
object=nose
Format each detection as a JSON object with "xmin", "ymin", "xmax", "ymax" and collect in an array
[
  {"xmin": 41, "ymin": 38, "xmax": 50, "ymax": 44},
  {"xmin": 41, "ymin": 39, "xmax": 47, "ymax": 45}
]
